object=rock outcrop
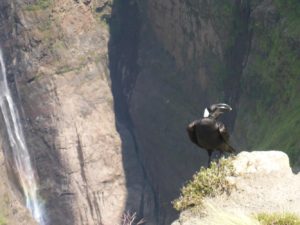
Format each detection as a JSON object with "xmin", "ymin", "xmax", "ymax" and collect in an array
[{"xmin": 172, "ymin": 151, "xmax": 300, "ymax": 225}]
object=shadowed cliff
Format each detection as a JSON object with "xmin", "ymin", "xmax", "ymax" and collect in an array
[{"xmin": 108, "ymin": 0, "xmax": 158, "ymax": 223}]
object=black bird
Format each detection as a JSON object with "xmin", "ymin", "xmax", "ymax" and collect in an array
[{"xmin": 187, "ymin": 103, "xmax": 235, "ymax": 166}]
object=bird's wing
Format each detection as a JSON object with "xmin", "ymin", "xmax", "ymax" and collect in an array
[
  {"xmin": 218, "ymin": 142, "xmax": 235, "ymax": 153},
  {"xmin": 217, "ymin": 122, "xmax": 236, "ymax": 153},
  {"xmin": 217, "ymin": 121, "xmax": 230, "ymax": 142},
  {"xmin": 186, "ymin": 120, "xmax": 199, "ymax": 145}
]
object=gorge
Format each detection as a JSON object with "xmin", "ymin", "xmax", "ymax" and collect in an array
[{"xmin": 0, "ymin": 0, "xmax": 299, "ymax": 225}]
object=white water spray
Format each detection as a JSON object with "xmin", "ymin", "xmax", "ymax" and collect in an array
[{"xmin": 0, "ymin": 48, "xmax": 46, "ymax": 224}]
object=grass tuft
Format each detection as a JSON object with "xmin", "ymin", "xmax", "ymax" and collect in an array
[
  {"xmin": 196, "ymin": 202, "xmax": 260, "ymax": 225},
  {"xmin": 257, "ymin": 212, "xmax": 300, "ymax": 225},
  {"xmin": 173, "ymin": 157, "xmax": 236, "ymax": 211},
  {"xmin": 0, "ymin": 215, "xmax": 7, "ymax": 225}
]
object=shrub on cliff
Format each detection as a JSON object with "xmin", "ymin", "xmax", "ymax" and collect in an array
[{"xmin": 172, "ymin": 157, "xmax": 236, "ymax": 211}]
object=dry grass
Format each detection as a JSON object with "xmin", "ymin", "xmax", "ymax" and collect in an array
[
  {"xmin": 257, "ymin": 212, "xmax": 300, "ymax": 225},
  {"xmin": 179, "ymin": 201, "xmax": 300, "ymax": 225},
  {"xmin": 122, "ymin": 211, "xmax": 145, "ymax": 225},
  {"xmin": 197, "ymin": 202, "xmax": 260, "ymax": 225}
]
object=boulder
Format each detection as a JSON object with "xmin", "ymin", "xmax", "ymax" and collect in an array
[{"xmin": 233, "ymin": 151, "xmax": 292, "ymax": 175}]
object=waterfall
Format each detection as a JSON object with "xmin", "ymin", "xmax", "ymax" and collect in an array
[{"xmin": 0, "ymin": 48, "xmax": 46, "ymax": 224}]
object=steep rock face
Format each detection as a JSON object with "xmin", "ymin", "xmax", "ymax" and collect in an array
[
  {"xmin": 0, "ymin": 1, "xmax": 37, "ymax": 224},
  {"xmin": 0, "ymin": 0, "xmax": 155, "ymax": 224}
]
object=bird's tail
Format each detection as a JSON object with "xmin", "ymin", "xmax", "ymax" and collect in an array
[{"xmin": 219, "ymin": 142, "xmax": 236, "ymax": 153}]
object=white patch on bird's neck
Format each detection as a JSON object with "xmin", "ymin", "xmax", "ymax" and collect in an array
[{"xmin": 203, "ymin": 108, "xmax": 210, "ymax": 117}]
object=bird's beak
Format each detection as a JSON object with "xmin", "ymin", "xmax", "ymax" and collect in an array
[{"xmin": 215, "ymin": 103, "xmax": 232, "ymax": 112}]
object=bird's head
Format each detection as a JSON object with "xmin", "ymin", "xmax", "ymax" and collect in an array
[{"xmin": 203, "ymin": 103, "xmax": 232, "ymax": 119}]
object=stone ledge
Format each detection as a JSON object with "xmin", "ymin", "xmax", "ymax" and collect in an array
[{"xmin": 233, "ymin": 151, "xmax": 292, "ymax": 175}]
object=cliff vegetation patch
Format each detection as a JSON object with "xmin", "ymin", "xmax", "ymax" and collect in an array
[
  {"xmin": 0, "ymin": 216, "xmax": 6, "ymax": 225},
  {"xmin": 172, "ymin": 157, "xmax": 236, "ymax": 211},
  {"xmin": 257, "ymin": 212, "xmax": 300, "ymax": 225},
  {"xmin": 25, "ymin": 0, "xmax": 52, "ymax": 11},
  {"xmin": 235, "ymin": 0, "xmax": 300, "ymax": 166}
]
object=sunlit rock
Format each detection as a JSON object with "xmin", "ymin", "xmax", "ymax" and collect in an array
[{"xmin": 233, "ymin": 151, "xmax": 292, "ymax": 175}]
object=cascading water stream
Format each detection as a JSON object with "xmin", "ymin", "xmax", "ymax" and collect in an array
[{"xmin": 0, "ymin": 48, "xmax": 46, "ymax": 225}]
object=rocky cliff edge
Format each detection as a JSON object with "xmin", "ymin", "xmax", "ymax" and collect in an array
[{"xmin": 172, "ymin": 151, "xmax": 300, "ymax": 225}]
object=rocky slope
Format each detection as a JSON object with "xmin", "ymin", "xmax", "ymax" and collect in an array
[{"xmin": 171, "ymin": 151, "xmax": 300, "ymax": 225}]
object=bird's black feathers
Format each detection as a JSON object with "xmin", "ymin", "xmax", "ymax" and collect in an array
[
  {"xmin": 187, "ymin": 103, "xmax": 235, "ymax": 166},
  {"xmin": 187, "ymin": 120, "xmax": 199, "ymax": 145}
]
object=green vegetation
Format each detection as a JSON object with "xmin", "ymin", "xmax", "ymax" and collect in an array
[
  {"xmin": 236, "ymin": 1, "xmax": 300, "ymax": 165},
  {"xmin": 37, "ymin": 19, "xmax": 52, "ymax": 32},
  {"xmin": 188, "ymin": 209, "xmax": 300, "ymax": 225},
  {"xmin": 25, "ymin": 0, "xmax": 52, "ymax": 11},
  {"xmin": 0, "ymin": 215, "xmax": 7, "ymax": 225},
  {"xmin": 195, "ymin": 0, "xmax": 300, "ymax": 166},
  {"xmin": 92, "ymin": 0, "xmax": 113, "ymax": 27},
  {"xmin": 55, "ymin": 50, "xmax": 101, "ymax": 75},
  {"xmin": 173, "ymin": 157, "xmax": 236, "ymax": 211},
  {"xmin": 274, "ymin": 0, "xmax": 300, "ymax": 39},
  {"xmin": 257, "ymin": 212, "xmax": 300, "ymax": 225}
]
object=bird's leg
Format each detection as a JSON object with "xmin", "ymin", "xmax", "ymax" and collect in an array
[
  {"xmin": 207, "ymin": 150, "xmax": 213, "ymax": 167},
  {"xmin": 218, "ymin": 150, "xmax": 224, "ymax": 160},
  {"xmin": 216, "ymin": 151, "xmax": 224, "ymax": 170}
]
